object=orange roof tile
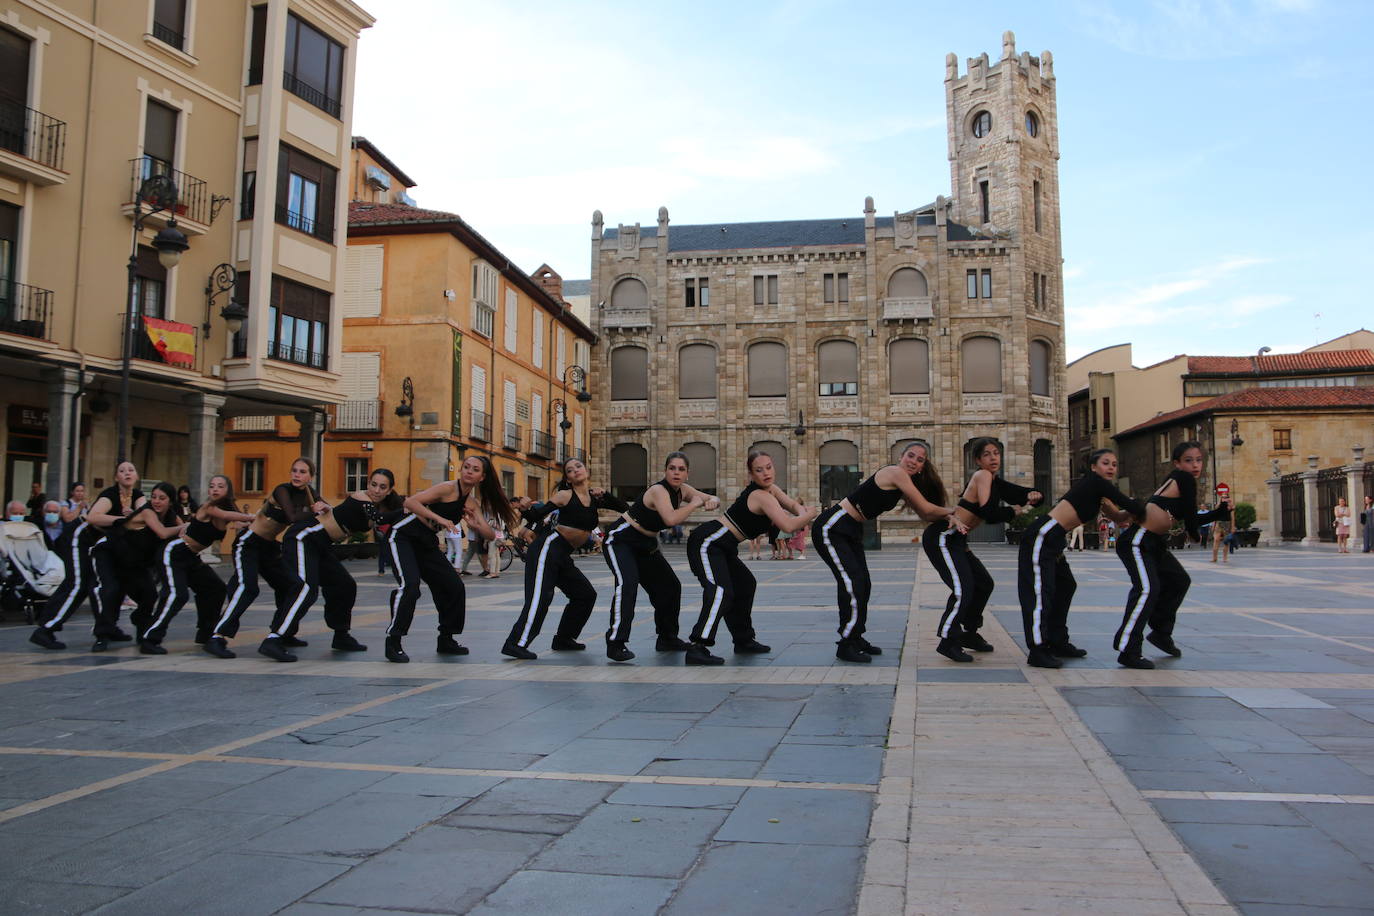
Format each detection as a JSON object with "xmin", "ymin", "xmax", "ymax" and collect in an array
[
  {"xmin": 1186, "ymin": 350, "xmax": 1374, "ymax": 375},
  {"xmin": 1115, "ymin": 386, "xmax": 1374, "ymax": 438}
]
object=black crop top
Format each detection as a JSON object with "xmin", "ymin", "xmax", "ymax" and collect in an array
[
  {"xmin": 1056, "ymin": 474, "xmax": 1146, "ymax": 524},
  {"xmin": 93, "ymin": 486, "xmax": 143, "ymax": 529},
  {"xmin": 958, "ymin": 477, "xmax": 1038, "ymax": 524},
  {"xmin": 264, "ymin": 483, "xmax": 317, "ymax": 525},
  {"xmin": 329, "ymin": 496, "xmax": 403, "ymax": 534},
  {"xmin": 846, "ymin": 474, "xmax": 908, "ymax": 519},
  {"xmin": 427, "ymin": 484, "xmax": 473, "ymax": 524},
  {"xmin": 524, "ymin": 489, "xmax": 629, "ymax": 533},
  {"xmin": 184, "ymin": 517, "xmax": 220, "ymax": 546},
  {"xmin": 724, "ymin": 483, "xmax": 772, "ymax": 540},
  {"xmin": 1148, "ymin": 470, "xmax": 1230, "ymax": 537},
  {"xmin": 626, "ymin": 479, "xmax": 681, "ymax": 532},
  {"xmin": 126, "ymin": 505, "xmax": 177, "ymax": 562}
]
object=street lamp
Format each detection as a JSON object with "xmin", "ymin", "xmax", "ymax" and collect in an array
[
  {"xmin": 395, "ymin": 377, "xmax": 415, "ymax": 418},
  {"xmin": 794, "ymin": 411, "xmax": 807, "ymax": 438},
  {"xmin": 564, "ymin": 364, "xmax": 592, "ymax": 403},
  {"xmin": 1229, "ymin": 418, "xmax": 1244, "ymax": 451},
  {"xmin": 120, "ymin": 174, "xmax": 189, "ymax": 463},
  {"xmin": 203, "ymin": 262, "xmax": 245, "ymax": 337},
  {"xmin": 550, "ymin": 397, "xmax": 573, "ymax": 462}
]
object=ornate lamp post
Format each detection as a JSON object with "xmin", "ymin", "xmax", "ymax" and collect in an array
[{"xmin": 203, "ymin": 262, "xmax": 246, "ymax": 337}]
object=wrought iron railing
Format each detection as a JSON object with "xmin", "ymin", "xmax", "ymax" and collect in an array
[
  {"xmin": 129, "ymin": 156, "xmax": 208, "ymax": 224},
  {"xmin": 528, "ymin": 430, "xmax": 555, "ymax": 459},
  {"xmin": 331, "ymin": 399, "xmax": 382, "ymax": 431},
  {"xmin": 266, "ymin": 339, "xmax": 327, "ymax": 370},
  {"xmin": 0, "ymin": 281, "xmax": 53, "ymax": 339},
  {"xmin": 1316, "ymin": 467, "xmax": 1347, "ymax": 543},
  {"xmin": 470, "ymin": 409, "xmax": 490, "ymax": 441},
  {"xmin": 282, "ymin": 73, "xmax": 341, "ymax": 119},
  {"xmin": 504, "ymin": 421, "xmax": 522, "ymax": 451},
  {"xmin": 1279, "ymin": 473, "xmax": 1305, "ymax": 541},
  {"xmin": 275, "ymin": 203, "xmax": 335, "ymax": 243},
  {"xmin": 0, "ymin": 104, "xmax": 67, "ymax": 172},
  {"xmin": 151, "ymin": 21, "xmax": 185, "ymax": 50}
]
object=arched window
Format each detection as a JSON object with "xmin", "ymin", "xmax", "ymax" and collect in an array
[
  {"xmin": 890, "ymin": 438, "xmax": 930, "ymax": 464},
  {"xmin": 679, "ymin": 344, "xmax": 717, "ymax": 399},
  {"xmin": 961, "ymin": 336, "xmax": 1002, "ymax": 393},
  {"xmin": 610, "ymin": 443, "xmax": 648, "ymax": 503},
  {"xmin": 610, "ymin": 345, "xmax": 648, "ymax": 400},
  {"xmin": 610, "ymin": 277, "xmax": 647, "ymax": 309},
  {"xmin": 747, "ymin": 341, "xmax": 787, "ymax": 397},
  {"xmin": 887, "ymin": 267, "xmax": 928, "ymax": 298},
  {"xmin": 681, "ymin": 442, "xmax": 717, "ymax": 496},
  {"xmin": 889, "ymin": 338, "xmax": 930, "ymax": 394},
  {"xmin": 749, "ymin": 441, "xmax": 788, "ymax": 492},
  {"xmin": 819, "ymin": 440, "xmax": 860, "ymax": 505},
  {"xmin": 1030, "ymin": 339, "xmax": 1051, "ymax": 397},
  {"xmin": 818, "ymin": 339, "xmax": 858, "ymax": 396},
  {"xmin": 1034, "ymin": 439, "xmax": 1053, "ymax": 499}
]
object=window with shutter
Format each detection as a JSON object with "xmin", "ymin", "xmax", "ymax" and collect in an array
[
  {"xmin": 532, "ymin": 316, "xmax": 544, "ymax": 368},
  {"xmin": 681, "ymin": 442, "xmax": 717, "ymax": 495},
  {"xmin": 889, "ymin": 339, "xmax": 930, "ymax": 394},
  {"xmin": 678, "ymin": 344, "xmax": 717, "ymax": 399},
  {"xmin": 961, "ymin": 336, "xmax": 1003, "ymax": 393},
  {"xmin": 341, "ymin": 245, "xmax": 383, "ymax": 318},
  {"xmin": 818, "ymin": 340, "xmax": 858, "ymax": 396},
  {"xmin": 504, "ymin": 290, "xmax": 518, "ymax": 352},
  {"xmin": 531, "ymin": 393, "xmax": 543, "ymax": 434},
  {"xmin": 610, "ymin": 346, "xmax": 648, "ymax": 400},
  {"xmin": 747, "ymin": 342, "xmax": 787, "ymax": 397}
]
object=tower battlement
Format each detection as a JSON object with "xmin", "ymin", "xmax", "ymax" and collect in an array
[{"xmin": 945, "ymin": 31, "xmax": 1054, "ymax": 85}]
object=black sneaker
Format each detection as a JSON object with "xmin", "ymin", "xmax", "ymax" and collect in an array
[
  {"xmin": 107, "ymin": 629, "xmax": 134, "ymax": 643},
  {"xmin": 1052, "ymin": 642, "xmax": 1088, "ymax": 658},
  {"xmin": 258, "ymin": 637, "xmax": 297, "ymax": 663},
  {"xmin": 280, "ymin": 635, "xmax": 308, "ymax": 648},
  {"xmin": 139, "ymin": 640, "xmax": 167, "ymax": 655},
  {"xmin": 331, "ymin": 632, "xmax": 368, "ymax": 652},
  {"xmin": 436, "ymin": 634, "xmax": 470, "ymax": 655},
  {"xmin": 1026, "ymin": 647, "xmax": 1063, "ymax": 669},
  {"xmin": 606, "ymin": 640, "xmax": 635, "ymax": 663},
  {"xmin": 1146, "ymin": 632, "xmax": 1183, "ymax": 657},
  {"xmin": 385, "ymin": 636, "xmax": 409, "ymax": 664},
  {"xmin": 936, "ymin": 637, "xmax": 973, "ymax": 663},
  {"xmin": 90, "ymin": 638, "xmax": 109, "ymax": 653},
  {"xmin": 856, "ymin": 638, "xmax": 884, "ymax": 656},
  {"xmin": 960, "ymin": 631, "xmax": 994, "ymax": 653},
  {"xmin": 501, "ymin": 640, "xmax": 537, "ymax": 660},
  {"xmin": 551, "ymin": 635, "xmax": 586, "ymax": 651},
  {"xmin": 203, "ymin": 636, "xmax": 236, "ymax": 659},
  {"xmin": 733, "ymin": 639, "xmax": 771, "ymax": 654},
  {"xmin": 655, "ymin": 635, "xmax": 692, "ymax": 651},
  {"xmin": 685, "ymin": 643, "xmax": 723, "ymax": 665},
  {"xmin": 1117, "ymin": 651, "xmax": 1155, "ymax": 670},
  {"xmin": 29, "ymin": 628, "xmax": 65, "ymax": 651},
  {"xmin": 836, "ymin": 642, "xmax": 873, "ymax": 664}
]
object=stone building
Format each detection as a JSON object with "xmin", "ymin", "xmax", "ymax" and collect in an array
[{"xmin": 588, "ymin": 32, "xmax": 1066, "ymax": 539}]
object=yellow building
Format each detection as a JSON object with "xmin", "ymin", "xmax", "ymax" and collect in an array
[
  {"xmin": 0, "ymin": 0, "xmax": 373, "ymax": 504},
  {"xmin": 222, "ymin": 140, "xmax": 596, "ymax": 502}
]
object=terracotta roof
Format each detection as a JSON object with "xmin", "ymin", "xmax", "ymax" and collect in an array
[
  {"xmin": 1115, "ymin": 386, "xmax": 1374, "ymax": 438},
  {"xmin": 1186, "ymin": 349, "xmax": 1374, "ymax": 375},
  {"xmin": 348, "ymin": 201, "xmax": 458, "ymax": 226}
]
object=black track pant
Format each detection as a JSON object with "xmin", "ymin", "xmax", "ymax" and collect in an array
[
  {"xmin": 1114, "ymin": 525, "xmax": 1191, "ymax": 653},
  {"xmin": 1017, "ymin": 514, "xmax": 1077, "ymax": 650},
  {"xmin": 273, "ymin": 523, "xmax": 356, "ymax": 638},
  {"xmin": 144, "ymin": 540, "xmax": 226, "ymax": 644},
  {"xmin": 91, "ymin": 540, "xmax": 157, "ymax": 638},
  {"xmin": 507, "ymin": 529, "xmax": 596, "ymax": 648},
  {"xmin": 38, "ymin": 523, "xmax": 99, "ymax": 633},
  {"xmin": 922, "ymin": 520, "xmax": 995, "ymax": 639},
  {"xmin": 812, "ymin": 505, "xmax": 871, "ymax": 643},
  {"xmin": 214, "ymin": 531, "xmax": 294, "ymax": 639},
  {"xmin": 386, "ymin": 515, "xmax": 466, "ymax": 637},
  {"xmin": 603, "ymin": 521, "xmax": 682, "ymax": 643},
  {"xmin": 686, "ymin": 521, "xmax": 757, "ymax": 647}
]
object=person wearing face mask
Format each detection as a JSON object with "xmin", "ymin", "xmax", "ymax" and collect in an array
[{"xmin": 39, "ymin": 501, "xmax": 64, "ymax": 548}]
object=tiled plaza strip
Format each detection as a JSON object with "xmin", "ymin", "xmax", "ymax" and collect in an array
[{"xmin": 0, "ymin": 543, "xmax": 1367, "ymax": 913}]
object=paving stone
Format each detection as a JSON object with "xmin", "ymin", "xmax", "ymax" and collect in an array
[
  {"xmin": 628, "ymin": 686, "xmax": 733, "ymax": 713},
  {"xmin": 716, "ymin": 787, "xmax": 872, "ymax": 846},
  {"xmin": 457, "ymin": 777, "xmax": 616, "ymax": 816},
  {"xmin": 758, "ymin": 742, "xmax": 883, "ymax": 784},
  {"xmin": 364, "ymin": 772, "xmax": 504, "ymax": 798},
  {"xmin": 1095, "ymin": 732, "xmax": 1226, "ymax": 760},
  {"xmin": 1289, "ymin": 802, "xmax": 1374, "ymax": 864},
  {"xmin": 243, "ymin": 791, "xmax": 461, "ymax": 857},
  {"xmin": 585, "ymin": 715, "xmax": 697, "ymax": 741},
  {"xmin": 1225, "ymin": 752, "xmax": 1374, "ymax": 796},
  {"xmin": 469, "ymin": 870, "xmax": 677, "ymax": 916},
  {"xmin": 605, "ymin": 783, "xmax": 745, "ymax": 808},
  {"xmin": 208, "ymin": 764, "xmax": 390, "ymax": 816},
  {"xmin": 664, "ymin": 725, "xmax": 787, "ymax": 761},
  {"xmin": 530, "ymin": 803, "xmax": 728, "ymax": 877},
  {"xmin": 91, "ymin": 851, "xmax": 350, "ymax": 915},
  {"xmin": 1217, "ymin": 688, "xmax": 1335, "ymax": 709},
  {"xmin": 638, "ymin": 758, "xmax": 763, "ymax": 779},
  {"xmin": 442, "ymin": 812, "xmax": 583, "ymax": 835},
  {"xmin": 528, "ymin": 738, "xmax": 675, "ymax": 776},
  {"xmin": 1258, "ymin": 708, "xmax": 1374, "ymax": 738},
  {"xmin": 0, "ymin": 878, "xmax": 130, "ymax": 914},
  {"xmin": 0, "ymin": 754, "xmax": 154, "ymax": 802},
  {"xmin": 916, "ymin": 667, "xmax": 1027, "ymax": 682},
  {"xmin": 664, "ymin": 841, "xmax": 862, "ymax": 915},
  {"xmin": 1074, "ymin": 706, "xmax": 1197, "ymax": 735},
  {"xmin": 1147, "ymin": 799, "xmax": 1306, "ymax": 827}
]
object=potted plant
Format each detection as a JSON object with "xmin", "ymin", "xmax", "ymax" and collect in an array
[
  {"xmin": 1006, "ymin": 505, "xmax": 1048, "ymax": 545},
  {"xmin": 1233, "ymin": 502, "xmax": 1260, "ymax": 548}
]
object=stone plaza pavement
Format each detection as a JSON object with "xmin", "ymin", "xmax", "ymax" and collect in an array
[{"xmin": 0, "ymin": 541, "xmax": 1371, "ymax": 914}]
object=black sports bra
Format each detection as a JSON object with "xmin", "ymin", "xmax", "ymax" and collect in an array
[
  {"xmin": 626, "ymin": 479, "xmax": 681, "ymax": 533},
  {"xmin": 723, "ymin": 484, "xmax": 771, "ymax": 540},
  {"xmin": 846, "ymin": 474, "xmax": 906, "ymax": 519}
]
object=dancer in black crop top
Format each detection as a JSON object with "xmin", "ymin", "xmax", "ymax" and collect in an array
[
  {"xmin": 602, "ymin": 451, "xmax": 719, "ymax": 661},
  {"xmin": 384, "ymin": 456, "xmax": 515, "ymax": 662},
  {"xmin": 815, "ymin": 440, "xmax": 956, "ymax": 663},
  {"xmin": 83, "ymin": 461, "xmax": 154, "ymax": 651},
  {"xmin": 683, "ymin": 449, "xmax": 817, "ymax": 666},
  {"xmin": 924, "ymin": 439, "xmax": 1041, "ymax": 662},
  {"xmin": 1018, "ymin": 449, "xmax": 1145, "ymax": 668},
  {"xmin": 1113, "ymin": 441, "xmax": 1231, "ymax": 669}
]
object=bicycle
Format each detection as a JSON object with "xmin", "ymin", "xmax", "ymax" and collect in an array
[{"xmin": 495, "ymin": 538, "xmax": 524, "ymax": 572}]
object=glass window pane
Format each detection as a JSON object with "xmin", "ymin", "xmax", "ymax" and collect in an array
[{"xmin": 767, "ymin": 275, "xmax": 778, "ymax": 304}]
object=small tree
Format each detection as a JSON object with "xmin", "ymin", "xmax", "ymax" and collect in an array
[{"xmin": 1234, "ymin": 502, "xmax": 1257, "ymax": 530}]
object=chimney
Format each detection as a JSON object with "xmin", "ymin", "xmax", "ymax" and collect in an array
[{"xmin": 533, "ymin": 264, "xmax": 563, "ymax": 302}]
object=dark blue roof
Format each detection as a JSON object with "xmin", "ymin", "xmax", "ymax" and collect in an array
[{"xmin": 602, "ymin": 214, "xmax": 938, "ymax": 251}]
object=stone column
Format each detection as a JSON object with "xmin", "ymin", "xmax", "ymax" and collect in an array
[
  {"xmin": 184, "ymin": 392, "xmax": 226, "ymax": 495},
  {"xmin": 1266, "ymin": 475, "xmax": 1282, "ymax": 546},
  {"xmin": 42, "ymin": 366, "xmax": 83, "ymax": 500},
  {"xmin": 295, "ymin": 410, "xmax": 325, "ymax": 472},
  {"xmin": 1301, "ymin": 455, "xmax": 1321, "ymax": 546},
  {"xmin": 1347, "ymin": 445, "xmax": 1366, "ymax": 548}
]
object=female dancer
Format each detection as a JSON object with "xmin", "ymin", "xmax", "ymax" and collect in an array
[
  {"xmin": 923, "ymin": 438, "xmax": 1041, "ymax": 662},
  {"xmin": 29, "ymin": 481, "xmax": 94, "ymax": 650},
  {"xmin": 1113, "ymin": 442, "xmax": 1230, "ymax": 669},
  {"xmin": 122, "ymin": 482, "xmax": 188, "ymax": 653},
  {"xmin": 262, "ymin": 468, "xmax": 405, "ymax": 662},
  {"xmin": 686, "ymin": 450, "xmax": 816, "ymax": 665},
  {"xmin": 1019, "ymin": 448, "xmax": 1145, "ymax": 668},
  {"xmin": 84, "ymin": 462, "xmax": 153, "ymax": 651},
  {"xmin": 503, "ymin": 458, "xmax": 627, "ymax": 660},
  {"xmin": 208, "ymin": 457, "xmax": 324, "ymax": 655},
  {"xmin": 387, "ymin": 456, "xmax": 514, "ymax": 663},
  {"xmin": 602, "ymin": 451, "xmax": 718, "ymax": 661},
  {"xmin": 815, "ymin": 441, "xmax": 958, "ymax": 663},
  {"xmin": 170, "ymin": 477, "xmax": 259, "ymax": 657}
]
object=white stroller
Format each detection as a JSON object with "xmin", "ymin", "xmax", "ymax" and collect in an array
[{"xmin": 0, "ymin": 520, "xmax": 64, "ymax": 624}]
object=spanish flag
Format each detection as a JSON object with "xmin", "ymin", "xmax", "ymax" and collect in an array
[{"xmin": 143, "ymin": 316, "xmax": 196, "ymax": 367}]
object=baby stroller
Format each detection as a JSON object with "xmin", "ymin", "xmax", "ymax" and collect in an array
[{"xmin": 0, "ymin": 520, "xmax": 64, "ymax": 624}]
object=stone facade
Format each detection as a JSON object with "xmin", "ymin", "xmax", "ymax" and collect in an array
[{"xmin": 587, "ymin": 32, "xmax": 1067, "ymax": 537}]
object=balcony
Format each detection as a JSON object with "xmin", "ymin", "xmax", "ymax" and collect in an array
[
  {"xmin": 1031, "ymin": 394, "xmax": 1055, "ymax": 419},
  {"xmin": 470, "ymin": 409, "xmax": 491, "ymax": 441},
  {"xmin": 125, "ymin": 314, "xmax": 197, "ymax": 368},
  {"xmin": 602, "ymin": 308, "xmax": 652, "ymax": 330},
  {"xmin": 266, "ymin": 339, "xmax": 327, "ymax": 370},
  {"xmin": 529, "ymin": 429, "xmax": 555, "ymax": 459},
  {"xmin": 275, "ymin": 203, "xmax": 335, "ymax": 244},
  {"xmin": 503, "ymin": 421, "xmax": 523, "ymax": 451},
  {"xmin": 124, "ymin": 157, "xmax": 209, "ymax": 232},
  {"xmin": 558, "ymin": 443, "xmax": 586, "ymax": 465},
  {"xmin": 882, "ymin": 297, "xmax": 933, "ymax": 320},
  {"xmin": 151, "ymin": 21, "xmax": 185, "ymax": 51},
  {"xmin": 0, "ymin": 104, "xmax": 67, "ymax": 184},
  {"xmin": 0, "ymin": 282, "xmax": 54, "ymax": 340},
  {"xmin": 283, "ymin": 73, "xmax": 342, "ymax": 119},
  {"xmin": 331, "ymin": 399, "xmax": 382, "ymax": 431}
]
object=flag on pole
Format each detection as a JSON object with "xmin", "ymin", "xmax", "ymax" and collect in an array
[{"xmin": 142, "ymin": 316, "xmax": 196, "ymax": 367}]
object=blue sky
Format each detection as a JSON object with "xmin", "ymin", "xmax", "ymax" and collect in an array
[{"xmin": 353, "ymin": 0, "xmax": 1372, "ymax": 366}]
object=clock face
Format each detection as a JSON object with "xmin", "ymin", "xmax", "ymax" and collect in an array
[
  {"xmin": 971, "ymin": 111, "xmax": 991, "ymax": 138},
  {"xmin": 1025, "ymin": 111, "xmax": 1039, "ymax": 137}
]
